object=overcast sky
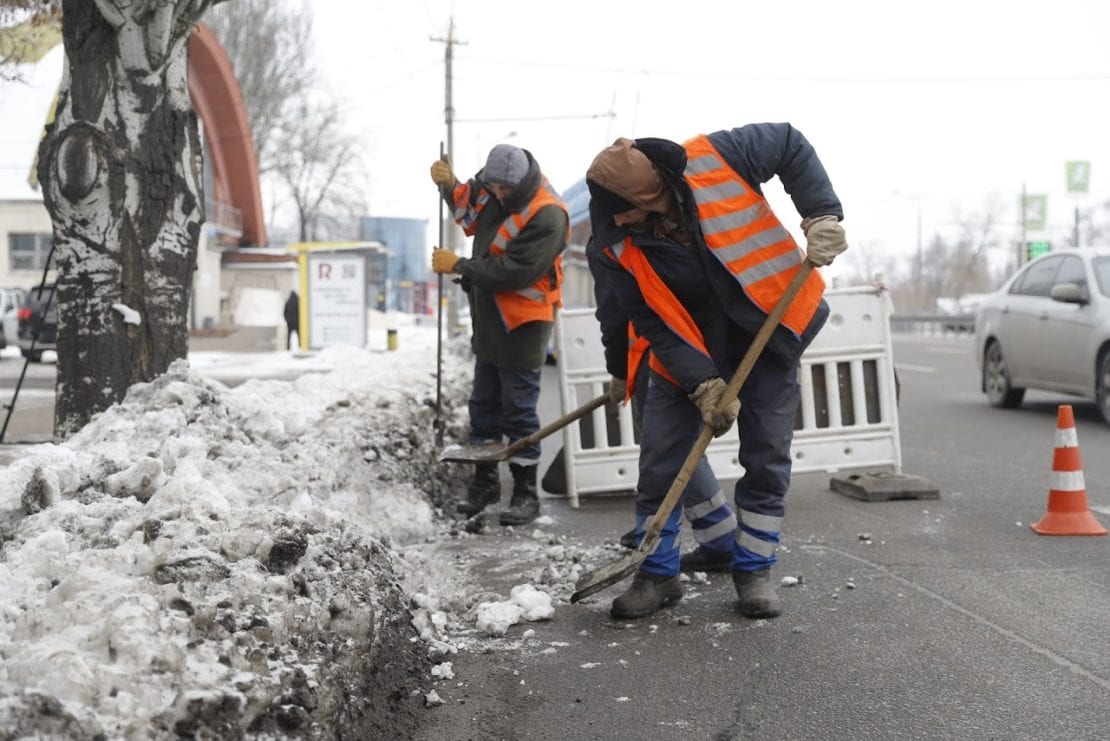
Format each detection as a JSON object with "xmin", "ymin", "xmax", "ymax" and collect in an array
[
  {"xmin": 2, "ymin": 1, "xmax": 1108, "ymax": 282},
  {"xmin": 310, "ymin": 0, "xmax": 1110, "ymax": 278}
]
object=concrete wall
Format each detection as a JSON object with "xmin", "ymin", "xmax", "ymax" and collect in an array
[
  {"xmin": 218, "ymin": 264, "xmax": 298, "ymax": 327},
  {"xmin": 0, "ymin": 199, "xmax": 225, "ymax": 330},
  {"xmin": 0, "ymin": 200, "xmax": 55, "ymax": 290}
]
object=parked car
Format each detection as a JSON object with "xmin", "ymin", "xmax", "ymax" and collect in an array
[
  {"xmin": 0, "ymin": 287, "xmax": 27, "ymax": 350},
  {"xmin": 975, "ymin": 247, "xmax": 1110, "ymax": 424},
  {"xmin": 16, "ymin": 285, "xmax": 56, "ymax": 362}
]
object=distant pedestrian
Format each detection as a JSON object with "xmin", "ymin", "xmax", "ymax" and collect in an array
[
  {"xmin": 283, "ymin": 291, "xmax": 299, "ymax": 351},
  {"xmin": 430, "ymin": 143, "xmax": 568, "ymax": 526}
]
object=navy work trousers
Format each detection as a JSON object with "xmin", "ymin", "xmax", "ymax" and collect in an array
[
  {"xmin": 468, "ymin": 360, "xmax": 543, "ymax": 465},
  {"xmin": 636, "ymin": 350, "xmax": 799, "ymax": 576}
]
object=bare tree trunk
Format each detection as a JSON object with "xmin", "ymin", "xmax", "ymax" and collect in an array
[{"xmin": 38, "ymin": 0, "xmax": 217, "ymax": 439}]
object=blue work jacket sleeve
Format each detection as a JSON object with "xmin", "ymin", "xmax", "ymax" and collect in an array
[
  {"xmin": 586, "ymin": 243, "xmax": 718, "ymax": 392},
  {"xmin": 587, "ymin": 240, "xmax": 629, "ymax": 379},
  {"xmin": 708, "ymin": 123, "xmax": 844, "ymax": 222}
]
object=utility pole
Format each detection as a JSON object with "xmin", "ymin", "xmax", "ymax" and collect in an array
[
  {"xmin": 431, "ymin": 15, "xmax": 465, "ymax": 333},
  {"xmin": 431, "ymin": 15, "xmax": 465, "ymax": 255}
]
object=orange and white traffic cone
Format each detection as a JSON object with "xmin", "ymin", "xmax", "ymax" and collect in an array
[{"xmin": 1031, "ymin": 404, "xmax": 1107, "ymax": 536}]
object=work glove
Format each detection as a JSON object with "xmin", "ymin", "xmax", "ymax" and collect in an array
[
  {"xmin": 430, "ymin": 157, "xmax": 457, "ymax": 189},
  {"xmin": 431, "ymin": 248, "xmax": 460, "ymax": 274},
  {"xmin": 801, "ymin": 215, "xmax": 848, "ymax": 267},
  {"xmin": 607, "ymin": 376, "xmax": 627, "ymax": 405},
  {"xmin": 688, "ymin": 377, "xmax": 740, "ymax": 437}
]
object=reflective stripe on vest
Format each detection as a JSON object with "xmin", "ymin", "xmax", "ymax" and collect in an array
[
  {"xmin": 682, "ymin": 134, "xmax": 825, "ymax": 337},
  {"xmin": 605, "ymin": 238, "xmax": 711, "ymax": 388},
  {"xmin": 489, "ymin": 177, "xmax": 568, "ymax": 331}
]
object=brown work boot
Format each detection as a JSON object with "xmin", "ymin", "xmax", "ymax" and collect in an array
[
  {"xmin": 610, "ymin": 572, "xmax": 683, "ymax": 620},
  {"xmin": 500, "ymin": 463, "xmax": 539, "ymax": 526},
  {"xmin": 618, "ymin": 528, "xmax": 639, "ymax": 550},
  {"xmin": 732, "ymin": 569, "xmax": 782, "ymax": 618},
  {"xmin": 457, "ymin": 463, "xmax": 500, "ymax": 516},
  {"xmin": 679, "ymin": 546, "xmax": 731, "ymax": 573}
]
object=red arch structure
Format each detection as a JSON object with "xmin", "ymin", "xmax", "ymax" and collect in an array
[{"xmin": 187, "ymin": 23, "xmax": 267, "ymax": 247}]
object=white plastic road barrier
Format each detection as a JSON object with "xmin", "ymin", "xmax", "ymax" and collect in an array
[{"xmin": 553, "ymin": 285, "xmax": 902, "ymax": 507}]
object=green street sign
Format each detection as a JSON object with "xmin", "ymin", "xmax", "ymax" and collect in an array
[
  {"xmin": 1066, "ymin": 161, "xmax": 1091, "ymax": 193},
  {"xmin": 1026, "ymin": 240, "xmax": 1051, "ymax": 260},
  {"xmin": 1021, "ymin": 194, "xmax": 1047, "ymax": 230}
]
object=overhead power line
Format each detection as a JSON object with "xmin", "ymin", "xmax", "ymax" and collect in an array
[
  {"xmin": 457, "ymin": 55, "xmax": 1110, "ymax": 83},
  {"xmin": 455, "ymin": 111, "xmax": 615, "ymax": 124}
]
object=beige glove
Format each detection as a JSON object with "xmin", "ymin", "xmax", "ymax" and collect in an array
[
  {"xmin": 431, "ymin": 248, "xmax": 460, "ymax": 274},
  {"xmin": 607, "ymin": 376, "xmax": 627, "ymax": 405},
  {"xmin": 430, "ymin": 157, "xmax": 457, "ymax": 189},
  {"xmin": 801, "ymin": 215, "xmax": 848, "ymax": 266},
  {"xmin": 688, "ymin": 377, "xmax": 740, "ymax": 437}
]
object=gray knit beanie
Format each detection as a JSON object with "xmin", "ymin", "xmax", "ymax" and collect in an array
[{"xmin": 483, "ymin": 144, "xmax": 529, "ymax": 187}]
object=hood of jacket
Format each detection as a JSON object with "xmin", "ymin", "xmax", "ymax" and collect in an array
[
  {"xmin": 478, "ymin": 149, "xmax": 542, "ymax": 213},
  {"xmin": 586, "ymin": 138, "xmax": 676, "ymax": 217}
]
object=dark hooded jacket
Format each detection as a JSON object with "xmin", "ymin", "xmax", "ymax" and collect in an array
[
  {"xmin": 445, "ymin": 151, "xmax": 569, "ymax": 369},
  {"xmin": 587, "ymin": 123, "xmax": 842, "ymax": 390}
]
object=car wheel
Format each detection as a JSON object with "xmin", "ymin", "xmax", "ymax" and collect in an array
[
  {"xmin": 21, "ymin": 349, "xmax": 42, "ymax": 363},
  {"xmin": 984, "ymin": 340, "xmax": 1025, "ymax": 408},
  {"xmin": 1097, "ymin": 351, "xmax": 1110, "ymax": 426}
]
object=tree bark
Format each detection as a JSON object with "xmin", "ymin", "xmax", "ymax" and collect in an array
[{"xmin": 38, "ymin": 0, "xmax": 216, "ymax": 439}]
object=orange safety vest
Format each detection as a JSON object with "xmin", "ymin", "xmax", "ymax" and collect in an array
[
  {"xmin": 461, "ymin": 178, "xmax": 567, "ymax": 332},
  {"xmin": 682, "ymin": 134, "xmax": 825, "ymax": 337},
  {"xmin": 605, "ymin": 238, "xmax": 712, "ymax": 390},
  {"xmin": 489, "ymin": 178, "xmax": 567, "ymax": 331}
]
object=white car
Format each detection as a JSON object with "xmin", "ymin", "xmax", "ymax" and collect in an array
[
  {"xmin": 975, "ymin": 247, "xmax": 1110, "ymax": 424},
  {"xmin": 0, "ymin": 288, "xmax": 26, "ymax": 351}
]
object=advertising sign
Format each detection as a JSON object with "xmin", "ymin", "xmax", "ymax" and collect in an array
[
  {"xmin": 307, "ymin": 252, "xmax": 366, "ymax": 349},
  {"xmin": 1066, "ymin": 161, "xmax": 1091, "ymax": 194},
  {"xmin": 1021, "ymin": 194, "xmax": 1047, "ymax": 231}
]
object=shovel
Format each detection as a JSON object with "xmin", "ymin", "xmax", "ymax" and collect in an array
[
  {"xmin": 570, "ymin": 260, "xmax": 817, "ymax": 603},
  {"xmin": 438, "ymin": 393, "xmax": 608, "ymax": 464}
]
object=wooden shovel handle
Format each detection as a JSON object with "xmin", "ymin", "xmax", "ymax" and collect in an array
[
  {"xmin": 641, "ymin": 260, "xmax": 817, "ymax": 537},
  {"xmin": 500, "ymin": 392, "xmax": 609, "ymax": 459}
]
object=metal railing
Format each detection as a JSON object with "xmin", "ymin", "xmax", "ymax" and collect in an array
[
  {"xmin": 204, "ymin": 198, "xmax": 243, "ymax": 241},
  {"xmin": 890, "ymin": 314, "xmax": 975, "ymax": 336}
]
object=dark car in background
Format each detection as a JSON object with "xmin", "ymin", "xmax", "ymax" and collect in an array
[
  {"xmin": 17, "ymin": 285, "xmax": 56, "ymax": 362},
  {"xmin": 975, "ymin": 248, "xmax": 1110, "ymax": 424}
]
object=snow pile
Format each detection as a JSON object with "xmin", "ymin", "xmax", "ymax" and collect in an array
[
  {"xmin": 0, "ymin": 321, "xmax": 629, "ymax": 737},
  {"xmin": 0, "ymin": 333, "xmax": 472, "ymax": 738},
  {"xmin": 473, "ymin": 584, "xmax": 555, "ymax": 636}
]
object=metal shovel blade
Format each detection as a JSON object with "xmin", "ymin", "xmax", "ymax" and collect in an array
[
  {"xmin": 437, "ymin": 393, "xmax": 609, "ymax": 465},
  {"xmin": 569, "ymin": 532, "xmax": 659, "ymax": 603},
  {"xmin": 437, "ymin": 441, "xmax": 510, "ymax": 464}
]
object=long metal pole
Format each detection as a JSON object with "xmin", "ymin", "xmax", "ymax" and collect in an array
[
  {"xmin": 1020, "ymin": 183, "xmax": 1027, "ymax": 268},
  {"xmin": 435, "ymin": 141, "xmax": 446, "ymax": 448},
  {"xmin": 1074, "ymin": 203, "xmax": 1080, "ymax": 248}
]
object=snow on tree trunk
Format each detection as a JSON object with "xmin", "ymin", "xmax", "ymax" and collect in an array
[{"xmin": 37, "ymin": 0, "xmax": 216, "ymax": 439}]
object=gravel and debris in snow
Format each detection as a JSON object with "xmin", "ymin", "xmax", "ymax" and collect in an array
[{"xmin": 0, "ymin": 323, "xmax": 634, "ymax": 738}]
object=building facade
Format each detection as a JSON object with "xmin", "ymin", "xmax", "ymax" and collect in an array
[{"xmin": 359, "ymin": 216, "xmax": 430, "ymax": 313}]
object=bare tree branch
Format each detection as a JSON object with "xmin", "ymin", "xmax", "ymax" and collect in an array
[{"xmin": 202, "ymin": 0, "xmax": 315, "ymax": 175}]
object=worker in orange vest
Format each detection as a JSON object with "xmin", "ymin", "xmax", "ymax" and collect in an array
[
  {"xmin": 585, "ymin": 125, "xmax": 847, "ymax": 620},
  {"xmin": 430, "ymin": 144, "xmax": 569, "ymax": 526}
]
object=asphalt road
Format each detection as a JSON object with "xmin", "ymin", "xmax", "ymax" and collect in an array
[
  {"xmin": 7, "ymin": 336, "xmax": 1110, "ymax": 738},
  {"xmin": 417, "ymin": 335, "xmax": 1110, "ymax": 741}
]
